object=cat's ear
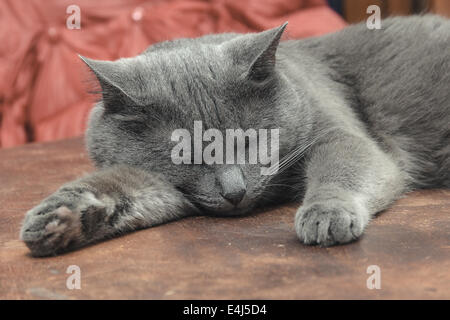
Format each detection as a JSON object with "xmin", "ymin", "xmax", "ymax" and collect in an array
[
  {"xmin": 79, "ymin": 55, "xmax": 140, "ymax": 110},
  {"xmin": 247, "ymin": 22, "xmax": 287, "ymax": 82},
  {"xmin": 226, "ymin": 22, "xmax": 287, "ymax": 82}
]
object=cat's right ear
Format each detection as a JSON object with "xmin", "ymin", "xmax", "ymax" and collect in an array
[
  {"xmin": 79, "ymin": 55, "xmax": 140, "ymax": 111},
  {"xmin": 224, "ymin": 22, "xmax": 288, "ymax": 83}
]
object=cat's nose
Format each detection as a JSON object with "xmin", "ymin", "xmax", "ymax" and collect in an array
[
  {"xmin": 222, "ymin": 187, "xmax": 246, "ymax": 206},
  {"xmin": 217, "ymin": 166, "xmax": 247, "ymax": 206}
]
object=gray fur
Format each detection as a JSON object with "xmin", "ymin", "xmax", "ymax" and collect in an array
[{"xmin": 21, "ymin": 15, "xmax": 449, "ymax": 256}]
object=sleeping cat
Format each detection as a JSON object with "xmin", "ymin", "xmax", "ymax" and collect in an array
[{"xmin": 21, "ymin": 15, "xmax": 450, "ymax": 256}]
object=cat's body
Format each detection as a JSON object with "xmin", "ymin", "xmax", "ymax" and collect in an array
[
  {"xmin": 21, "ymin": 15, "xmax": 450, "ymax": 256},
  {"xmin": 296, "ymin": 16, "xmax": 450, "ymax": 188}
]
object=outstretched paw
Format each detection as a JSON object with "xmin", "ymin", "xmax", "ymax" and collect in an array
[
  {"xmin": 295, "ymin": 199, "xmax": 369, "ymax": 246},
  {"xmin": 20, "ymin": 190, "xmax": 108, "ymax": 256}
]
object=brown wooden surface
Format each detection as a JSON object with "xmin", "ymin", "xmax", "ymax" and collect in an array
[
  {"xmin": 344, "ymin": 0, "xmax": 385, "ymax": 23},
  {"xmin": 0, "ymin": 138, "xmax": 449, "ymax": 299},
  {"xmin": 431, "ymin": 0, "xmax": 450, "ymax": 17},
  {"xmin": 342, "ymin": 0, "xmax": 447, "ymax": 23}
]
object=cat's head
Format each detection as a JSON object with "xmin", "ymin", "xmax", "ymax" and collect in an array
[{"xmin": 82, "ymin": 23, "xmax": 312, "ymax": 215}]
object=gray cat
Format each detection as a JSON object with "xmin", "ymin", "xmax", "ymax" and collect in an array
[{"xmin": 21, "ymin": 15, "xmax": 449, "ymax": 256}]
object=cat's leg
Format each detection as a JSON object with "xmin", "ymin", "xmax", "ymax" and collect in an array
[
  {"xmin": 20, "ymin": 165, "xmax": 196, "ymax": 256},
  {"xmin": 295, "ymin": 131, "xmax": 407, "ymax": 246}
]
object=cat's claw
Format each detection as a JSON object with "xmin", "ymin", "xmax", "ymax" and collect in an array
[{"xmin": 295, "ymin": 200, "xmax": 367, "ymax": 246}]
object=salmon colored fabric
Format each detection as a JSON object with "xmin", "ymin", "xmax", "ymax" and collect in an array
[{"xmin": 0, "ymin": 0, "xmax": 346, "ymax": 148}]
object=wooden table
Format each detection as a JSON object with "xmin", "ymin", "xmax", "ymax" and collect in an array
[{"xmin": 0, "ymin": 138, "xmax": 449, "ymax": 299}]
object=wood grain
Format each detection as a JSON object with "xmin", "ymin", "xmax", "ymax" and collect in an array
[{"xmin": 0, "ymin": 138, "xmax": 449, "ymax": 299}]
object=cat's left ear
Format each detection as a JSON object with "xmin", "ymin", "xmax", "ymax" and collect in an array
[
  {"xmin": 79, "ymin": 55, "xmax": 142, "ymax": 111},
  {"xmin": 226, "ymin": 22, "xmax": 287, "ymax": 82}
]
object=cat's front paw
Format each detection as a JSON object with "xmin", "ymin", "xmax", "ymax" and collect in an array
[
  {"xmin": 295, "ymin": 200, "xmax": 369, "ymax": 246},
  {"xmin": 20, "ymin": 189, "xmax": 108, "ymax": 256}
]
